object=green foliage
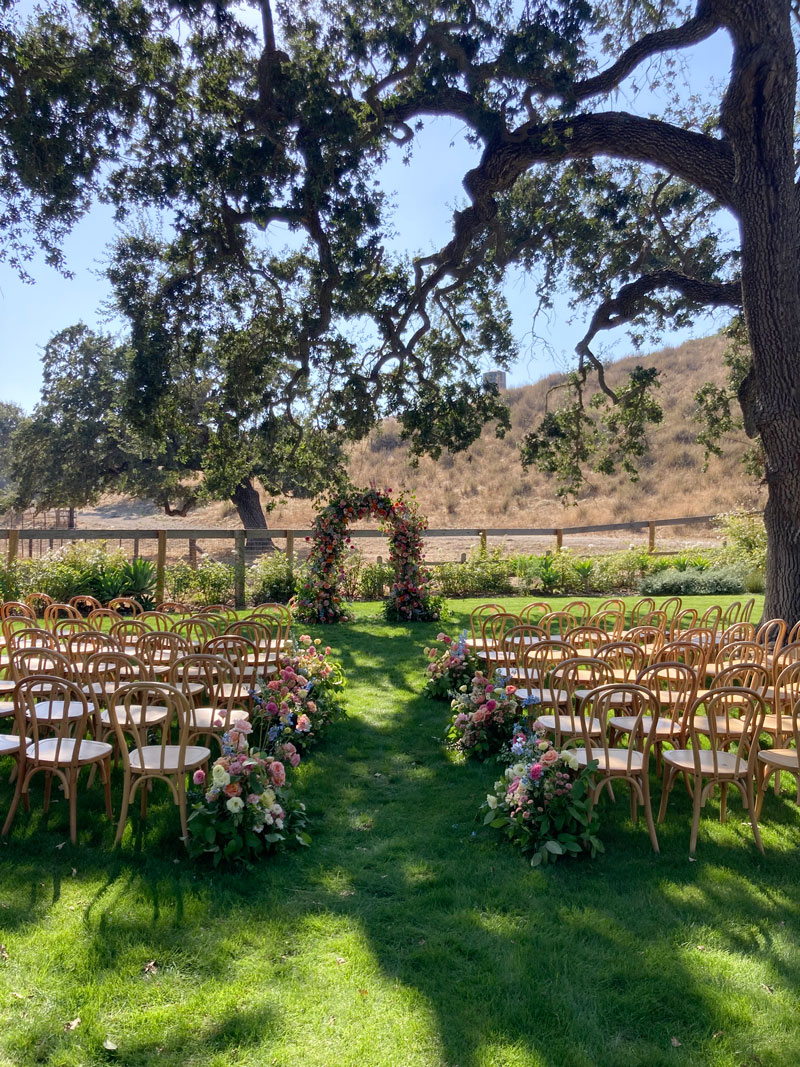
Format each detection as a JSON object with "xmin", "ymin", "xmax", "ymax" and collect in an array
[
  {"xmin": 165, "ymin": 557, "xmax": 234, "ymax": 606},
  {"xmin": 640, "ymin": 565, "xmax": 747, "ymax": 597},
  {"xmin": 0, "ymin": 560, "xmax": 22, "ymax": 601},
  {"xmin": 359, "ymin": 559, "xmax": 394, "ymax": 600},
  {"xmin": 714, "ymin": 509, "xmax": 767, "ymax": 573},
  {"xmin": 247, "ymin": 553, "xmax": 298, "ymax": 605},
  {"xmin": 433, "ymin": 547, "xmax": 514, "ymax": 598}
]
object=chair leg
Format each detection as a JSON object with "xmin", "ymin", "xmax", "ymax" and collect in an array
[
  {"xmin": 745, "ymin": 775, "xmax": 765, "ymax": 854},
  {"xmin": 68, "ymin": 769, "xmax": 78, "ymax": 845},
  {"xmin": 43, "ymin": 771, "xmax": 52, "ymax": 813},
  {"xmin": 755, "ymin": 765, "xmax": 773, "ymax": 818},
  {"xmin": 1, "ymin": 766, "xmax": 25, "ymax": 836},
  {"xmin": 719, "ymin": 782, "xmax": 728, "ymax": 823},
  {"xmin": 177, "ymin": 776, "xmax": 189, "ymax": 845},
  {"xmin": 114, "ymin": 773, "xmax": 132, "ymax": 847},
  {"xmin": 100, "ymin": 758, "xmax": 113, "ymax": 820},
  {"xmin": 658, "ymin": 766, "xmax": 676, "ymax": 823},
  {"xmin": 641, "ymin": 778, "xmax": 660, "ymax": 853},
  {"xmin": 689, "ymin": 775, "xmax": 703, "ymax": 855}
]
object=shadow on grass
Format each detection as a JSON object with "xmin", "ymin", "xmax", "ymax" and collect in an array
[{"xmin": 1, "ymin": 613, "xmax": 799, "ymax": 1067}]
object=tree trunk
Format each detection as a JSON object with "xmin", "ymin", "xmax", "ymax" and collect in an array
[
  {"xmin": 231, "ymin": 478, "xmax": 275, "ymax": 551},
  {"xmin": 723, "ymin": 1, "xmax": 800, "ymax": 624}
]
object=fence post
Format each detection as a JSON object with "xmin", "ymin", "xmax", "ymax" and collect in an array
[
  {"xmin": 133, "ymin": 537, "xmax": 140, "ymax": 562},
  {"xmin": 285, "ymin": 530, "xmax": 294, "ymax": 574},
  {"xmin": 648, "ymin": 521, "xmax": 656, "ymax": 554},
  {"xmin": 555, "ymin": 529, "xmax": 563, "ymax": 550},
  {"xmin": 234, "ymin": 530, "xmax": 246, "ymax": 609},
  {"xmin": 188, "ymin": 538, "xmax": 197, "ymax": 569},
  {"xmin": 479, "ymin": 529, "xmax": 487, "ymax": 553},
  {"xmin": 155, "ymin": 530, "xmax": 167, "ymax": 605},
  {"xmin": 7, "ymin": 529, "xmax": 19, "ymax": 565}
]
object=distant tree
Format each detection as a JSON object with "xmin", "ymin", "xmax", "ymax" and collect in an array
[{"xmin": 0, "ymin": 400, "xmax": 23, "ymax": 495}]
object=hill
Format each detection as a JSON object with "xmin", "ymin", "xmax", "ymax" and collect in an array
[{"xmin": 45, "ymin": 333, "xmax": 762, "ymax": 560}]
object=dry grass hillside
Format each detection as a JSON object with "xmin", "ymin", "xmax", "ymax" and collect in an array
[{"xmin": 63, "ymin": 333, "xmax": 763, "ymax": 561}]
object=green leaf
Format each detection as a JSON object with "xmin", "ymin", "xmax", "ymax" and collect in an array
[{"xmin": 545, "ymin": 840, "xmax": 564, "ymax": 854}]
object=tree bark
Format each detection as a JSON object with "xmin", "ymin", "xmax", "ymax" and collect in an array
[{"xmin": 231, "ymin": 478, "xmax": 275, "ymax": 550}]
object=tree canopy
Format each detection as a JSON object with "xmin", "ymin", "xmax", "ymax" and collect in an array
[{"xmin": 4, "ymin": 0, "xmax": 800, "ymax": 618}]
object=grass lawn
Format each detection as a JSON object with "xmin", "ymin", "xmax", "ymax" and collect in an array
[{"xmin": 2, "ymin": 594, "xmax": 800, "ymax": 1067}]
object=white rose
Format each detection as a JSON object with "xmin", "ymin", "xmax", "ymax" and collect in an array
[
  {"xmin": 486, "ymin": 794, "xmax": 498, "ymax": 809},
  {"xmin": 212, "ymin": 765, "xmax": 231, "ymax": 787},
  {"xmin": 261, "ymin": 788, "xmax": 276, "ymax": 807},
  {"xmin": 226, "ymin": 796, "xmax": 244, "ymax": 813},
  {"xmin": 562, "ymin": 751, "xmax": 579, "ymax": 771}
]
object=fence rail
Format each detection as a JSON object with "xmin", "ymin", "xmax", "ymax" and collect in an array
[{"xmin": 0, "ymin": 513, "xmax": 719, "ymax": 608}]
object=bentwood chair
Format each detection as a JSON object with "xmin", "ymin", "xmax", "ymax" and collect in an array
[
  {"xmin": 658, "ymin": 687, "xmax": 766, "ymax": 855},
  {"xmin": 107, "ymin": 681, "xmax": 210, "ymax": 846},
  {"xmin": 756, "ymin": 696, "xmax": 800, "ymax": 815},
  {"xmin": 1, "ymin": 676, "xmax": 113, "ymax": 844}
]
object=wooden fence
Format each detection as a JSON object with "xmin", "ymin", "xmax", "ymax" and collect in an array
[{"xmin": 0, "ymin": 514, "xmax": 718, "ymax": 609}]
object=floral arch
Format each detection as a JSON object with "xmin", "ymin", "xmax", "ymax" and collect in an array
[{"xmin": 295, "ymin": 487, "xmax": 441, "ymax": 623}]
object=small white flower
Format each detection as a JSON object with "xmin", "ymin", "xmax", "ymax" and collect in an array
[
  {"xmin": 226, "ymin": 796, "xmax": 244, "ymax": 813},
  {"xmin": 486, "ymin": 794, "xmax": 498, "ymax": 809}
]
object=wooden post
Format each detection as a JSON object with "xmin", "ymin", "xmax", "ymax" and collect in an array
[
  {"xmin": 188, "ymin": 538, "xmax": 197, "ymax": 569},
  {"xmin": 48, "ymin": 538, "xmax": 53, "ymax": 552},
  {"xmin": 133, "ymin": 538, "xmax": 140, "ymax": 562},
  {"xmin": 555, "ymin": 528, "xmax": 563, "ymax": 550},
  {"xmin": 648, "ymin": 521, "xmax": 656, "ymax": 554},
  {"xmin": 285, "ymin": 530, "xmax": 294, "ymax": 574},
  {"xmin": 155, "ymin": 530, "xmax": 167, "ymax": 605},
  {"xmin": 479, "ymin": 529, "xmax": 487, "ymax": 553},
  {"xmin": 234, "ymin": 530, "xmax": 246, "ymax": 610},
  {"xmin": 7, "ymin": 529, "xmax": 19, "ymax": 564},
  {"xmin": 460, "ymin": 552, "xmax": 466, "ymax": 563},
  {"xmin": 29, "ymin": 539, "xmax": 33, "ymax": 558}
]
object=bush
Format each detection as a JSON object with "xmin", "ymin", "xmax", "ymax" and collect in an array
[
  {"xmin": 166, "ymin": 556, "xmax": 235, "ymax": 605},
  {"xmin": 248, "ymin": 552, "xmax": 298, "ymax": 604},
  {"xmin": 640, "ymin": 565, "xmax": 747, "ymax": 596},
  {"xmin": 359, "ymin": 560, "xmax": 394, "ymax": 600},
  {"xmin": 433, "ymin": 547, "xmax": 514, "ymax": 597},
  {"xmin": 714, "ymin": 509, "xmax": 767, "ymax": 572},
  {"xmin": 8, "ymin": 543, "xmax": 155, "ymax": 607}
]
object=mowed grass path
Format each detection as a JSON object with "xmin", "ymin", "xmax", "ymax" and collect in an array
[{"xmin": 2, "ymin": 595, "xmax": 800, "ymax": 1067}]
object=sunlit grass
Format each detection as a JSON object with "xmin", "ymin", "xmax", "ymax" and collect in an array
[{"xmin": 3, "ymin": 594, "xmax": 800, "ymax": 1067}]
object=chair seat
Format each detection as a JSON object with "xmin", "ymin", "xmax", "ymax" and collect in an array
[
  {"xmin": 219, "ymin": 683, "xmax": 253, "ymax": 702},
  {"xmin": 0, "ymin": 679, "xmax": 15, "ymax": 695},
  {"xmin": 26, "ymin": 738, "xmax": 112, "ymax": 764},
  {"xmin": 573, "ymin": 688, "xmax": 632, "ymax": 707},
  {"xmin": 28, "ymin": 701, "xmax": 86, "ymax": 722},
  {"xmin": 0, "ymin": 733, "xmax": 26, "ymax": 754},
  {"xmin": 757, "ymin": 747, "xmax": 800, "ymax": 771},
  {"xmin": 691, "ymin": 715, "xmax": 746, "ymax": 737},
  {"xmin": 129, "ymin": 745, "xmax": 210, "ymax": 772},
  {"xmin": 576, "ymin": 748, "xmax": 644, "ymax": 773},
  {"xmin": 101, "ymin": 705, "xmax": 169, "ymax": 727},
  {"xmin": 609, "ymin": 715, "xmax": 681, "ymax": 740},
  {"xmin": 0, "ymin": 700, "xmax": 14, "ymax": 718},
  {"xmin": 537, "ymin": 714, "xmax": 603, "ymax": 736},
  {"xmin": 190, "ymin": 707, "xmax": 250, "ymax": 731},
  {"xmin": 663, "ymin": 749, "xmax": 747, "ymax": 776}
]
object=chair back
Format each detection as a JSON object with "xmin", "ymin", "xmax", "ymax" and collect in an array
[
  {"xmin": 698, "ymin": 604, "xmax": 723, "ymax": 633},
  {"xmin": 69, "ymin": 595, "xmax": 103, "ymax": 613},
  {"xmin": 625, "ymin": 625, "xmax": 665, "ymax": 659},
  {"xmin": 53, "ymin": 619, "xmax": 93, "ymax": 640},
  {"xmin": 771, "ymin": 641, "xmax": 800, "ymax": 682},
  {"xmin": 10, "ymin": 647, "xmax": 73, "ymax": 683},
  {"xmin": 23, "ymin": 592, "xmax": 53, "ymax": 615},
  {"xmin": 669, "ymin": 607, "xmax": 699, "ymax": 640},
  {"xmin": 538, "ymin": 611, "xmax": 578, "ymax": 638},
  {"xmin": 108, "ymin": 597, "xmax": 143, "ymax": 616},
  {"xmin": 203, "ymin": 634, "xmax": 256, "ymax": 677},
  {"xmin": 578, "ymin": 684, "xmax": 660, "ymax": 768},
  {"xmin": 772, "ymin": 661, "xmax": 800, "ymax": 734},
  {"xmin": 110, "ymin": 619, "xmax": 148, "ymax": 644},
  {"xmin": 549, "ymin": 658, "xmax": 614, "ymax": 742},
  {"xmin": 5, "ymin": 626, "xmax": 60, "ymax": 654},
  {"xmin": 588, "ymin": 609, "xmax": 625, "ymax": 638},
  {"xmin": 84, "ymin": 651, "xmax": 149, "ymax": 711},
  {"xmin": 169, "ymin": 654, "xmax": 243, "ymax": 728},
  {"xmin": 87, "ymin": 608, "xmax": 122, "ymax": 629},
  {"xmin": 498, "ymin": 625, "xmax": 545, "ymax": 679},
  {"xmin": 106, "ymin": 681, "xmax": 193, "ymax": 774},
  {"xmin": 655, "ymin": 639, "xmax": 710, "ymax": 674},
  {"xmin": 173, "ymin": 616, "xmax": 220, "ymax": 647},
  {"xmin": 629, "ymin": 598, "xmax": 656, "ymax": 625},
  {"xmin": 44, "ymin": 602, "xmax": 83, "ymax": 627},
  {"xmin": 14, "ymin": 676, "xmax": 94, "ymax": 764},
  {"xmin": 156, "ymin": 601, "xmax": 193, "ymax": 616},
  {"xmin": 519, "ymin": 638, "xmax": 577, "ymax": 696},
  {"xmin": 596, "ymin": 597, "xmax": 626, "ymax": 614},
  {"xmin": 0, "ymin": 601, "xmax": 35, "ymax": 621},
  {"xmin": 712, "ymin": 662, "xmax": 770, "ymax": 692},
  {"xmin": 136, "ymin": 631, "xmax": 193, "ymax": 671},
  {"xmin": 138, "ymin": 611, "xmax": 173, "ymax": 631},
  {"xmin": 594, "ymin": 640, "xmax": 648, "ymax": 681},
  {"xmin": 740, "ymin": 598, "xmax": 756, "ymax": 623},
  {"xmin": 755, "ymin": 617, "xmax": 787, "ymax": 654},
  {"xmin": 636, "ymin": 661, "xmax": 697, "ymax": 731},
  {"xmin": 518, "ymin": 601, "xmax": 551, "ymax": 624},
  {"xmin": 228, "ymin": 619, "xmax": 276, "ymax": 675},
  {"xmin": 719, "ymin": 622, "xmax": 756, "ymax": 645},
  {"xmin": 561, "ymin": 600, "xmax": 591, "ymax": 625},
  {"xmin": 720, "ymin": 601, "xmax": 743, "ymax": 629},
  {"xmin": 198, "ymin": 604, "xmax": 238, "ymax": 622},
  {"xmin": 64, "ymin": 631, "xmax": 122, "ymax": 674},
  {"xmin": 565, "ymin": 625, "xmax": 609, "ymax": 655},
  {"xmin": 469, "ymin": 603, "xmax": 505, "ymax": 643},
  {"xmin": 685, "ymin": 687, "xmax": 765, "ymax": 777},
  {"xmin": 658, "ymin": 596, "xmax": 683, "ymax": 619}
]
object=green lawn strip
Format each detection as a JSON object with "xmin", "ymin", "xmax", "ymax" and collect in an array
[{"xmin": 4, "ymin": 593, "xmax": 800, "ymax": 1067}]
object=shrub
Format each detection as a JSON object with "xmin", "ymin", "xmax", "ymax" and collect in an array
[
  {"xmin": 714, "ymin": 509, "xmax": 767, "ymax": 572},
  {"xmin": 0, "ymin": 561, "xmax": 22, "ymax": 601},
  {"xmin": 592, "ymin": 549, "xmax": 658, "ymax": 592},
  {"xmin": 248, "ymin": 552, "xmax": 298, "ymax": 604},
  {"xmin": 433, "ymin": 547, "xmax": 514, "ymax": 597},
  {"xmin": 166, "ymin": 557, "xmax": 235, "ymax": 605},
  {"xmin": 640, "ymin": 565, "xmax": 747, "ymax": 596},
  {"xmin": 359, "ymin": 560, "xmax": 394, "ymax": 600}
]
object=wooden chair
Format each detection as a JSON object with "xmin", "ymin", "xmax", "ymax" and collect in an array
[
  {"xmin": 64, "ymin": 631, "xmax": 123, "ymax": 680},
  {"xmin": 669, "ymin": 607, "xmax": 699, "ymax": 640},
  {"xmin": 476, "ymin": 613, "xmax": 520, "ymax": 677},
  {"xmin": 5, "ymin": 626, "xmax": 60, "ymax": 655},
  {"xmin": 43, "ymin": 603, "xmax": 83, "ymax": 627},
  {"xmin": 720, "ymin": 600, "xmax": 743, "ymax": 629},
  {"xmin": 756, "ymin": 618, "xmax": 787, "ymax": 659},
  {"xmin": 740, "ymin": 598, "xmax": 757, "ymax": 623},
  {"xmin": 0, "ymin": 602, "xmax": 36, "ymax": 622},
  {"xmin": 624, "ymin": 625, "xmax": 665, "ymax": 661},
  {"xmin": 756, "ymin": 695, "xmax": 800, "ymax": 815},
  {"xmin": 110, "ymin": 619, "xmax": 148, "ymax": 652},
  {"xmin": 575, "ymin": 683, "xmax": 662, "ymax": 852},
  {"xmin": 136, "ymin": 631, "xmax": 193, "ymax": 678},
  {"xmin": 227, "ymin": 619, "xmax": 280, "ymax": 678},
  {"xmin": 629, "ymin": 598, "xmax": 656, "ymax": 626},
  {"xmin": 610, "ymin": 662, "xmax": 697, "ymax": 761},
  {"xmin": 203, "ymin": 634, "xmax": 258, "ymax": 693},
  {"xmin": 695, "ymin": 660, "xmax": 770, "ymax": 704},
  {"xmin": 594, "ymin": 641, "xmax": 648, "ymax": 683},
  {"xmin": 169, "ymin": 653, "xmax": 250, "ymax": 751},
  {"xmin": 658, "ymin": 688, "xmax": 766, "ymax": 855},
  {"xmin": 564, "ymin": 625, "xmax": 609, "ymax": 656},
  {"xmin": 699, "ymin": 604, "xmax": 723, "ymax": 633},
  {"xmin": 52, "ymin": 618, "xmax": 94, "ymax": 641},
  {"xmin": 718, "ymin": 622, "xmax": 756, "ymax": 646},
  {"xmin": 542, "ymin": 657, "xmax": 614, "ymax": 746},
  {"xmin": 561, "ymin": 600, "xmax": 591, "ymax": 625},
  {"xmin": 468, "ymin": 603, "xmax": 506, "ymax": 646},
  {"xmin": 137, "ymin": 611, "xmax": 173, "ymax": 632},
  {"xmin": 68, "ymin": 595, "xmax": 103, "ymax": 614},
  {"xmin": 518, "ymin": 601, "xmax": 551, "ymax": 624},
  {"xmin": 156, "ymin": 601, "xmax": 192, "ymax": 615},
  {"xmin": 23, "ymin": 593, "xmax": 53, "ymax": 616},
  {"xmin": 498, "ymin": 624, "xmax": 545, "ymax": 684},
  {"xmin": 173, "ymin": 616, "xmax": 219, "ymax": 648},
  {"xmin": 107, "ymin": 681, "xmax": 210, "ymax": 846},
  {"xmin": 1, "ymin": 676, "xmax": 112, "ymax": 844},
  {"xmin": 596, "ymin": 597, "xmax": 626, "ymax": 614},
  {"xmin": 198, "ymin": 604, "xmax": 237, "ymax": 623},
  {"xmin": 588, "ymin": 609, "xmax": 625, "ymax": 639},
  {"xmin": 538, "ymin": 611, "xmax": 578, "ymax": 638},
  {"xmin": 657, "ymin": 596, "xmax": 683, "ymax": 620},
  {"xmin": 108, "ymin": 597, "xmax": 143, "ymax": 616},
  {"xmin": 516, "ymin": 639, "xmax": 578, "ymax": 723},
  {"xmin": 87, "ymin": 608, "xmax": 122, "ymax": 630}
]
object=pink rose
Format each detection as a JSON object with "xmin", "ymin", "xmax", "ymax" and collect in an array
[
  {"xmin": 296, "ymin": 714, "xmax": 312, "ymax": 732},
  {"xmin": 236, "ymin": 719, "xmax": 253, "ymax": 734},
  {"xmin": 542, "ymin": 748, "xmax": 559, "ymax": 765},
  {"xmin": 223, "ymin": 782, "xmax": 242, "ymax": 797},
  {"xmin": 506, "ymin": 685, "xmax": 517, "ymax": 694},
  {"xmin": 529, "ymin": 763, "xmax": 543, "ymax": 780},
  {"xmin": 192, "ymin": 769, "xmax": 206, "ymax": 785}
]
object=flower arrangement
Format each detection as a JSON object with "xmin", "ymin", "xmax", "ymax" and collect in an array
[
  {"xmin": 249, "ymin": 635, "xmax": 347, "ymax": 755},
  {"xmin": 423, "ymin": 630, "xmax": 480, "ymax": 700},
  {"xmin": 186, "ymin": 720, "xmax": 310, "ymax": 868},
  {"xmin": 294, "ymin": 485, "xmax": 442, "ymax": 623},
  {"xmin": 444, "ymin": 672, "xmax": 521, "ymax": 759},
  {"xmin": 479, "ymin": 722, "xmax": 602, "ymax": 867}
]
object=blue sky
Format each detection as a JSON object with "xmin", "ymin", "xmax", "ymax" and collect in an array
[{"xmin": 0, "ymin": 26, "xmax": 735, "ymax": 412}]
